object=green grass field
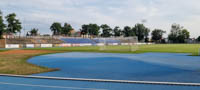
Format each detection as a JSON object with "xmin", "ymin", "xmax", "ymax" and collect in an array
[
  {"xmin": 0, "ymin": 44, "xmax": 199, "ymax": 75},
  {"xmin": 26, "ymin": 44, "xmax": 200, "ymax": 55}
]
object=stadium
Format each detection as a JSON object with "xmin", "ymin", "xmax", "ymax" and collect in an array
[
  {"xmin": 1, "ymin": 1, "xmax": 200, "ymax": 90},
  {"xmin": 0, "ymin": 36, "xmax": 200, "ymax": 90}
]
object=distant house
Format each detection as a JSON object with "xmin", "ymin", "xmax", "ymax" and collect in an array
[
  {"xmin": 74, "ymin": 31, "xmax": 81, "ymax": 37},
  {"xmin": 2, "ymin": 33, "xmax": 15, "ymax": 38},
  {"xmin": 70, "ymin": 30, "xmax": 81, "ymax": 37},
  {"xmin": 70, "ymin": 30, "xmax": 76, "ymax": 35}
]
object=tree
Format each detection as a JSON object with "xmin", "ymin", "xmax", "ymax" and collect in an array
[
  {"xmin": 30, "ymin": 28, "xmax": 39, "ymax": 36},
  {"xmin": 113, "ymin": 26, "xmax": 122, "ymax": 37},
  {"xmin": 132, "ymin": 23, "xmax": 150, "ymax": 41},
  {"xmin": 100, "ymin": 24, "xmax": 112, "ymax": 37},
  {"xmin": 88, "ymin": 24, "xmax": 100, "ymax": 36},
  {"xmin": 50, "ymin": 22, "xmax": 62, "ymax": 35},
  {"xmin": 80, "ymin": 24, "xmax": 100, "ymax": 36},
  {"xmin": 0, "ymin": 10, "xmax": 6, "ymax": 39},
  {"xmin": 122, "ymin": 26, "xmax": 133, "ymax": 37},
  {"xmin": 80, "ymin": 24, "xmax": 89, "ymax": 35},
  {"xmin": 168, "ymin": 24, "xmax": 190, "ymax": 43},
  {"xmin": 5, "ymin": 13, "xmax": 22, "ymax": 34},
  {"xmin": 168, "ymin": 24, "xmax": 182, "ymax": 43},
  {"xmin": 62, "ymin": 23, "xmax": 73, "ymax": 36},
  {"xmin": 177, "ymin": 29, "xmax": 190, "ymax": 43},
  {"xmin": 181, "ymin": 29, "xmax": 190, "ymax": 39},
  {"xmin": 197, "ymin": 36, "xmax": 200, "ymax": 42},
  {"xmin": 151, "ymin": 29, "xmax": 166, "ymax": 43}
]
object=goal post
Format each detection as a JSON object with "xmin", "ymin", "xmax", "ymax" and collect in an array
[
  {"xmin": 199, "ymin": 48, "xmax": 200, "ymax": 56},
  {"xmin": 97, "ymin": 37, "xmax": 138, "ymax": 52}
]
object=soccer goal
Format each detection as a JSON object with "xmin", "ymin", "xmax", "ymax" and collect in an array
[
  {"xmin": 199, "ymin": 48, "xmax": 200, "ymax": 56},
  {"xmin": 97, "ymin": 37, "xmax": 138, "ymax": 52}
]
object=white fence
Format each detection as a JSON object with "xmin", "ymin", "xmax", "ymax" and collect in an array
[
  {"xmin": 4, "ymin": 43, "xmax": 155, "ymax": 48},
  {"xmin": 41, "ymin": 44, "xmax": 53, "ymax": 48},
  {"xmin": 60, "ymin": 44, "xmax": 71, "ymax": 47},
  {"xmin": 26, "ymin": 44, "xmax": 35, "ymax": 48},
  {"xmin": 79, "ymin": 43, "xmax": 92, "ymax": 46},
  {"xmin": 6, "ymin": 44, "xmax": 20, "ymax": 48}
]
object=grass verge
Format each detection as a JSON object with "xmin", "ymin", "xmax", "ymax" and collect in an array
[{"xmin": 0, "ymin": 50, "xmax": 64, "ymax": 75}]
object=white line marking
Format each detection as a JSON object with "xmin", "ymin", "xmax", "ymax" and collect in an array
[
  {"xmin": 1, "ymin": 74, "xmax": 200, "ymax": 86},
  {"xmin": 0, "ymin": 82, "xmax": 107, "ymax": 90}
]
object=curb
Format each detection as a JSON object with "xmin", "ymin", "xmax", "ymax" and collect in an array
[{"xmin": 0, "ymin": 74, "xmax": 200, "ymax": 86}]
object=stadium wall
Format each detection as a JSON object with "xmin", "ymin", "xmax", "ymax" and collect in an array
[
  {"xmin": 41, "ymin": 44, "xmax": 53, "ymax": 48},
  {"xmin": 26, "ymin": 44, "xmax": 35, "ymax": 48},
  {"xmin": 4, "ymin": 44, "xmax": 54, "ymax": 48},
  {"xmin": 59, "ymin": 44, "xmax": 71, "ymax": 47},
  {"xmin": 6, "ymin": 44, "xmax": 20, "ymax": 48},
  {"xmin": 1, "ymin": 38, "xmax": 64, "ymax": 48},
  {"xmin": 0, "ymin": 37, "xmax": 154, "ymax": 49},
  {"xmin": 79, "ymin": 43, "xmax": 92, "ymax": 46}
]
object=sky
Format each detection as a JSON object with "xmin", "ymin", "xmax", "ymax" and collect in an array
[{"xmin": 0, "ymin": 0, "xmax": 200, "ymax": 38}]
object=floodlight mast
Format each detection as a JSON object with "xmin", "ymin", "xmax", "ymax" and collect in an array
[
  {"xmin": 23, "ymin": 18, "xmax": 26, "ymax": 37},
  {"xmin": 141, "ymin": 19, "xmax": 147, "ymax": 24}
]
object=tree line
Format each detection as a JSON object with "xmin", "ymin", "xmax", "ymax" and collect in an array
[
  {"xmin": 0, "ymin": 10, "xmax": 199, "ymax": 43},
  {"xmin": 77, "ymin": 23, "xmax": 191, "ymax": 43},
  {"xmin": 79, "ymin": 23, "xmax": 151, "ymax": 42},
  {"xmin": 51, "ymin": 21, "xmax": 193, "ymax": 43},
  {"xmin": 0, "ymin": 10, "xmax": 22, "ymax": 38},
  {"xmin": 0, "ymin": 10, "xmax": 40, "ymax": 37},
  {"xmin": 50, "ymin": 22, "xmax": 73, "ymax": 36}
]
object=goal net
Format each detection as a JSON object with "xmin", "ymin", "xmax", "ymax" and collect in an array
[{"xmin": 95, "ymin": 37, "xmax": 138, "ymax": 52}]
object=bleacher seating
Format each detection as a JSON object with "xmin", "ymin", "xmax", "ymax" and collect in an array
[
  {"xmin": 60, "ymin": 38, "xmax": 96, "ymax": 44},
  {"xmin": 60, "ymin": 38, "xmax": 121, "ymax": 44}
]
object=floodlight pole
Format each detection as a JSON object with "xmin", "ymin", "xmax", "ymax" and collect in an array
[
  {"xmin": 141, "ymin": 19, "xmax": 147, "ymax": 24},
  {"xmin": 23, "ymin": 18, "xmax": 26, "ymax": 37}
]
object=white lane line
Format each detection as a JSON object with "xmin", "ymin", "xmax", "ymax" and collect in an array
[
  {"xmin": 0, "ymin": 82, "xmax": 108, "ymax": 90},
  {"xmin": 1, "ymin": 74, "xmax": 200, "ymax": 86}
]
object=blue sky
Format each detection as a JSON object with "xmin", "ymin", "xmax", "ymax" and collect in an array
[{"xmin": 0, "ymin": 0, "xmax": 200, "ymax": 38}]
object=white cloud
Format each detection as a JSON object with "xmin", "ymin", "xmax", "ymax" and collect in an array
[{"xmin": 0, "ymin": 0, "xmax": 200, "ymax": 37}]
